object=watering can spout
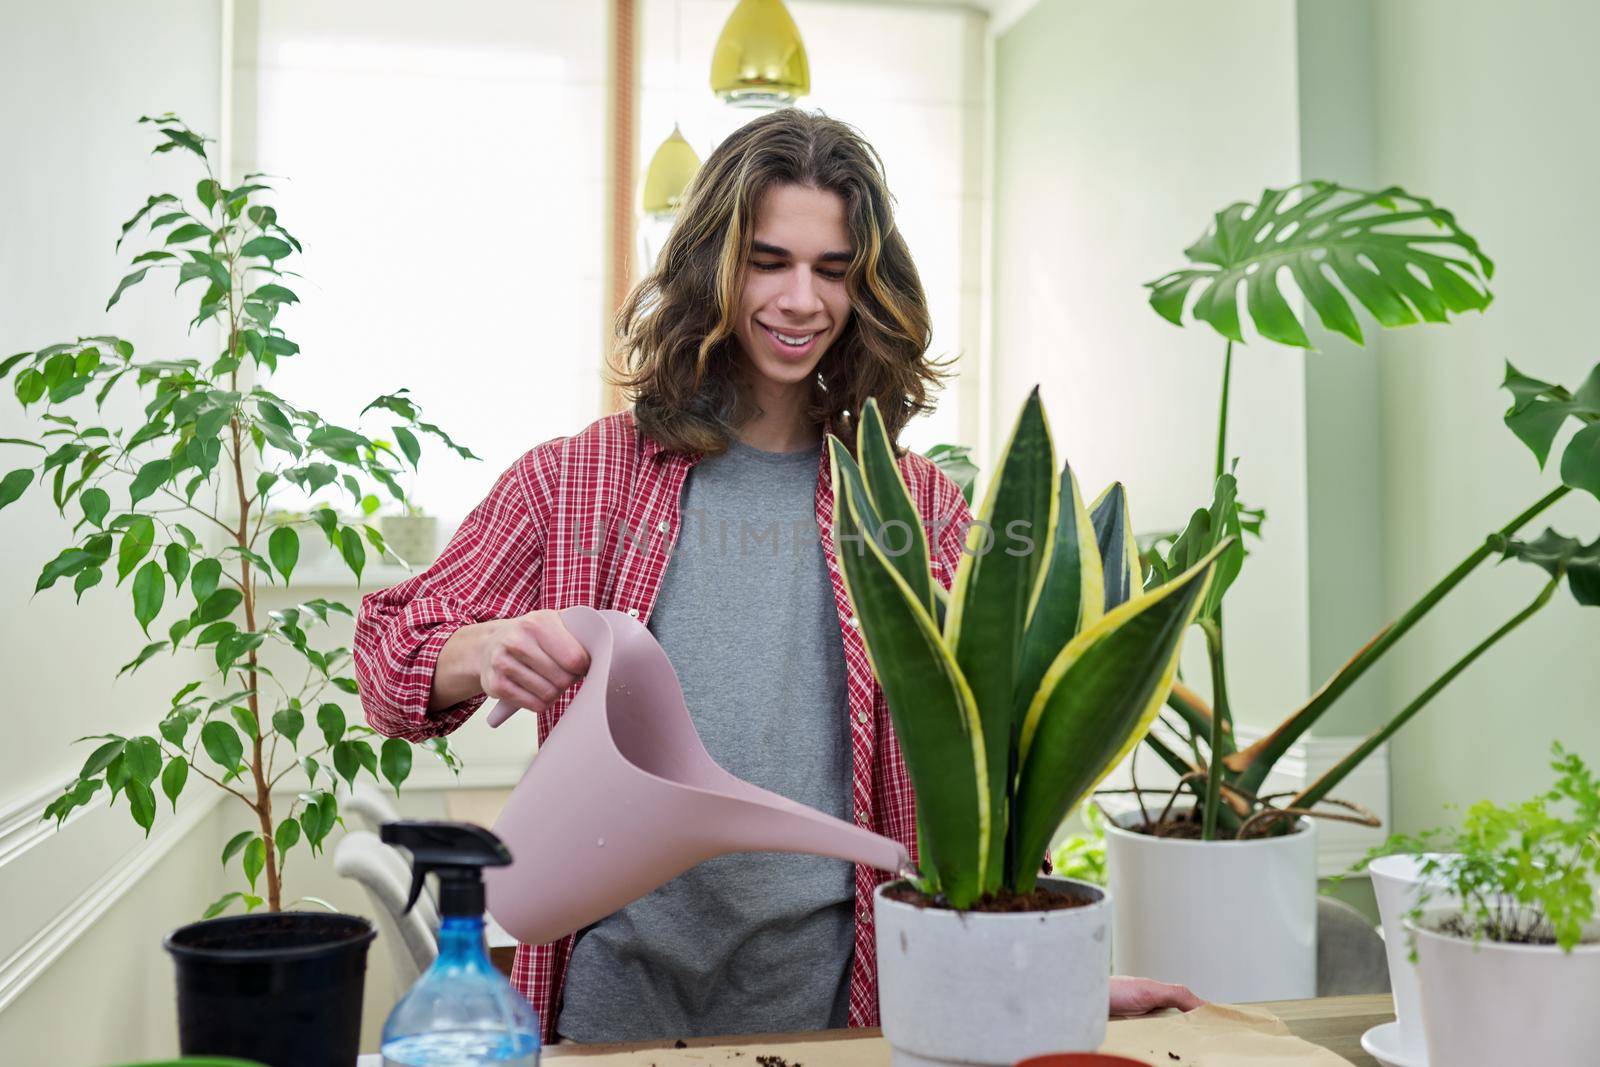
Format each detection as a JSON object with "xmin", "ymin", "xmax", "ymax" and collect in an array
[
  {"xmin": 484, "ymin": 607, "xmax": 913, "ymax": 947},
  {"xmin": 711, "ymin": 778, "xmax": 911, "ymax": 874}
]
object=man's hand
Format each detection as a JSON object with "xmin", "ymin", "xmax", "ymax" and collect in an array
[
  {"xmin": 430, "ymin": 610, "xmax": 590, "ymax": 713},
  {"xmin": 1108, "ymin": 975, "xmax": 1204, "ymax": 1017}
]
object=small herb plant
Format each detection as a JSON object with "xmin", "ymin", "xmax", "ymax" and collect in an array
[
  {"xmin": 1, "ymin": 116, "xmax": 473, "ymax": 916},
  {"xmin": 830, "ymin": 390, "xmax": 1226, "ymax": 907},
  {"xmin": 1368, "ymin": 744, "xmax": 1600, "ymax": 952}
]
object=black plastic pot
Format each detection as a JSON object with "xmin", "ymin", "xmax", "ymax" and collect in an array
[{"xmin": 163, "ymin": 911, "xmax": 377, "ymax": 1067}]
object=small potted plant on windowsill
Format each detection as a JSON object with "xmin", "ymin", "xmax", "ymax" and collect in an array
[
  {"xmin": 2, "ymin": 115, "xmax": 471, "ymax": 1067},
  {"xmin": 830, "ymin": 391, "xmax": 1226, "ymax": 1066},
  {"xmin": 379, "ymin": 501, "xmax": 440, "ymax": 568},
  {"xmin": 1371, "ymin": 744, "xmax": 1600, "ymax": 1067}
]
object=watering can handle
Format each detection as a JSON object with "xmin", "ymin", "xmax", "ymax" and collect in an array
[{"xmin": 484, "ymin": 606, "xmax": 606, "ymax": 728}]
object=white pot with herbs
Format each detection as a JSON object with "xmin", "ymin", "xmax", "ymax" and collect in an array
[{"xmin": 1372, "ymin": 745, "xmax": 1600, "ymax": 1067}]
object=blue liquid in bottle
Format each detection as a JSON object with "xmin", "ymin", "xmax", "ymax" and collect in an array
[{"xmin": 381, "ymin": 915, "xmax": 541, "ymax": 1066}]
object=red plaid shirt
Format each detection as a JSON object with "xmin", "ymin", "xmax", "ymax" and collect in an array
[{"xmin": 354, "ymin": 409, "xmax": 973, "ymax": 1042}]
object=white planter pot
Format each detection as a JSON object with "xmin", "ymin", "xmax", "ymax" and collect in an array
[
  {"xmin": 874, "ymin": 878, "xmax": 1110, "ymax": 1066},
  {"xmin": 1408, "ymin": 910, "xmax": 1600, "ymax": 1067},
  {"xmin": 1367, "ymin": 854, "xmax": 1452, "ymax": 1064},
  {"xmin": 1103, "ymin": 811, "xmax": 1317, "ymax": 1002}
]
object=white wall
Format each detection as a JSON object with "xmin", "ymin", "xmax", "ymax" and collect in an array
[
  {"xmin": 0, "ymin": 2, "xmax": 226, "ymax": 1058},
  {"xmin": 992, "ymin": 0, "xmax": 1310, "ymax": 727}
]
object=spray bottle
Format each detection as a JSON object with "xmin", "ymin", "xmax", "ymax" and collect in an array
[{"xmin": 380, "ymin": 821, "xmax": 541, "ymax": 1066}]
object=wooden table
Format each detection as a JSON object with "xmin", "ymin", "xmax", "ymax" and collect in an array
[
  {"xmin": 1252, "ymin": 996, "xmax": 1394, "ymax": 1066},
  {"xmin": 543, "ymin": 994, "xmax": 1396, "ymax": 1065}
]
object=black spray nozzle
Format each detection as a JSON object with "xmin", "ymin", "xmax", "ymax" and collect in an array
[{"xmin": 381, "ymin": 820, "xmax": 512, "ymax": 917}]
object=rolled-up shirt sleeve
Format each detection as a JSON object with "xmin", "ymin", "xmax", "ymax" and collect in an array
[{"xmin": 354, "ymin": 440, "xmax": 560, "ymax": 741}]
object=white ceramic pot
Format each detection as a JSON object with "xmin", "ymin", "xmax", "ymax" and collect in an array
[
  {"xmin": 1103, "ymin": 811, "xmax": 1317, "ymax": 1002},
  {"xmin": 1367, "ymin": 854, "xmax": 1452, "ymax": 1064},
  {"xmin": 874, "ymin": 877, "xmax": 1110, "ymax": 1066},
  {"xmin": 1408, "ymin": 910, "xmax": 1600, "ymax": 1067}
]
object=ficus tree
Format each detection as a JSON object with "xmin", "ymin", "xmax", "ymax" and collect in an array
[
  {"xmin": 1141, "ymin": 181, "xmax": 1600, "ymax": 839},
  {"xmin": 1, "ymin": 115, "xmax": 471, "ymax": 915}
]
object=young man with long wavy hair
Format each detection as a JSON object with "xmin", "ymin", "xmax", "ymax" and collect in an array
[{"xmin": 356, "ymin": 108, "xmax": 1197, "ymax": 1044}]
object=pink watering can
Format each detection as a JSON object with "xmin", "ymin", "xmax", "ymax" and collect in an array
[{"xmin": 481, "ymin": 606, "xmax": 912, "ymax": 947}]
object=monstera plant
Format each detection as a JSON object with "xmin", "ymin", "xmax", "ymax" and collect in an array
[
  {"xmin": 0, "ymin": 115, "xmax": 471, "ymax": 915},
  {"xmin": 827, "ymin": 389, "xmax": 1227, "ymax": 906},
  {"xmin": 1139, "ymin": 181, "xmax": 1600, "ymax": 839}
]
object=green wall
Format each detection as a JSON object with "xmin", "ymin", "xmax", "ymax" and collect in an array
[
  {"xmin": 992, "ymin": 0, "xmax": 1312, "ymax": 733},
  {"xmin": 1369, "ymin": 0, "xmax": 1600, "ymax": 830}
]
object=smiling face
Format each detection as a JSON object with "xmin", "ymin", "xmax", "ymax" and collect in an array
[{"xmin": 732, "ymin": 182, "xmax": 854, "ymax": 399}]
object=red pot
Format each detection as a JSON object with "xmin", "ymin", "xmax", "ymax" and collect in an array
[{"xmin": 1015, "ymin": 1056, "xmax": 1154, "ymax": 1067}]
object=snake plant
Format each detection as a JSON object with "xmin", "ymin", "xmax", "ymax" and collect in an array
[{"xmin": 829, "ymin": 389, "xmax": 1228, "ymax": 907}]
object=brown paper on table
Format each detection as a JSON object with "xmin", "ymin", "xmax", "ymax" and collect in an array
[
  {"xmin": 554, "ymin": 1003, "xmax": 1352, "ymax": 1066},
  {"xmin": 1100, "ymin": 1003, "xmax": 1354, "ymax": 1065}
]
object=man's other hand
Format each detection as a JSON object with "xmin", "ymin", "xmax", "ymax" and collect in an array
[{"xmin": 1108, "ymin": 975, "xmax": 1205, "ymax": 1017}]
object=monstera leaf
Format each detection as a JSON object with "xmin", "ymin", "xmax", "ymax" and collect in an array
[
  {"xmin": 1503, "ymin": 360, "xmax": 1600, "ymax": 501},
  {"xmin": 1148, "ymin": 182, "xmax": 1493, "ymax": 348},
  {"xmin": 1493, "ymin": 529, "xmax": 1600, "ymax": 607},
  {"xmin": 1149, "ymin": 470, "xmax": 1247, "ymax": 625}
]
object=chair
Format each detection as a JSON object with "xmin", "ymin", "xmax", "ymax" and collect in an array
[
  {"xmin": 334, "ymin": 829, "xmax": 439, "ymax": 990},
  {"xmin": 1317, "ymin": 895, "xmax": 1390, "ymax": 996},
  {"xmin": 343, "ymin": 780, "xmax": 404, "ymax": 834},
  {"xmin": 343, "ymin": 780, "xmax": 443, "ymax": 913}
]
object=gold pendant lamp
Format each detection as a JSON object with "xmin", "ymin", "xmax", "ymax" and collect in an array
[
  {"xmin": 641, "ymin": 123, "xmax": 702, "ymax": 218},
  {"xmin": 710, "ymin": 0, "xmax": 810, "ymax": 109}
]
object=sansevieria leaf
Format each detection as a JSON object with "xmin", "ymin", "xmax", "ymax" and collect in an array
[
  {"xmin": 942, "ymin": 387, "xmax": 1054, "ymax": 891},
  {"xmin": 835, "ymin": 438, "xmax": 952, "ymax": 634},
  {"xmin": 830, "ymin": 437, "xmax": 987, "ymax": 906},
  {"xmin": 857, "ymin": 399, "xmax": 935, "ymax": 617},
  {"xmin": 1148, "ymin": 182, "xmax": 1492, "ymax": 348},
  {"xmin": 1011, "ymin": 540, "xmax": 1229, "ymax": 892},
  {"xmin": 832, "ymin": 427, "xmax": 921, "ymax": 613},
  {"xmin": 1013, "ymin": 463, "xmax": 1102, "ymax": 721},
  {"xmin": 1089, "ymin": 483, "xmax": 1140, "ymax": 611}
]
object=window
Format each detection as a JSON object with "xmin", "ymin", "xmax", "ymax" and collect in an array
[
  {"xmin": 234, "ymin": 1, "xmax": 985, "ymax": 524},
  {"xmin": 233, "ymin": 0, "xmax": 609, "ymax": 521}
]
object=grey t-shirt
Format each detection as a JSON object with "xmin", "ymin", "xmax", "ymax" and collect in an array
[{"xmin": 556, "ymin": 437, "xmax": 855, "ymax": 1043}]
